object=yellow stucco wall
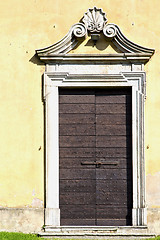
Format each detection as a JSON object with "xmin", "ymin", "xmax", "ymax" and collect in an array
[{"xmin": 0, "ymin": 0, "xmax": 160, "ymax": 210}]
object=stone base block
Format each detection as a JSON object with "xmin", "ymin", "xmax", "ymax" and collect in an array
[{"xmin": 45, "ymin": 208, "xmax": 60, "ymax": 227}]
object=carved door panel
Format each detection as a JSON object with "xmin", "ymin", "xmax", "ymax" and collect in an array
[{"xmin": 59, "ymin": 88, "xmax": 132, "ymax": 226}]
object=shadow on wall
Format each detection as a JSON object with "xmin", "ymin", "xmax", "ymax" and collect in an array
[
  {"xmin": 84, "ymin": 33, "xmax": 122, "ymax": 53},
  {"xmin": 29, "ymin": 54, "xmax": 44, "ymax": 66}
]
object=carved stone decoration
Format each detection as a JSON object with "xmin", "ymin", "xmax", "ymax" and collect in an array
[
  {"xmin": 72, "ymin": 23, "xmax": 87, "ymax": 38},
  {"xmin": 82, "ymin": 6, "xmax": 107, "ymax": 32},
  {"xmin": 36, "ymin": 7, "xmax": 154, "ymax": 59},
  {"xmin": 103, "ymin": 23, "xmax": 117, "ymax": 38}
]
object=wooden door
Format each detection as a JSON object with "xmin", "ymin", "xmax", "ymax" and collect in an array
[{"xmin": 59, "ymin": 88, "xmax": 132, "ymax": 226}]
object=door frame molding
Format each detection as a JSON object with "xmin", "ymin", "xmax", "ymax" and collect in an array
[{"xmin": 43, "ymin": 69, "xmax": 146, "ymax": 229}]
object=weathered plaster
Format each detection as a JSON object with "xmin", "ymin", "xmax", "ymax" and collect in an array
[
  {"xmin": 147, "ymin": 208, "xmax": 160, "ymax": 234},
  {"xmin": 31, "ymin": 198, "xmax": 43, "ymax": 208},
  {"xmin": 0, "ymin": 208, "xmax": 43, "ymax": 233},
  {"xmin": 146, "ymin": 172, "xmax": 160, "ymax": 207}
]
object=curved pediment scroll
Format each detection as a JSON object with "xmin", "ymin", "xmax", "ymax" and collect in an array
[
  {"xmin": 36, "ymin": 7, "xmax": 154, "ymax": 60},
  {"xmin": 36, "ymin": 23, "xmax": 87, "ymax": 55},
  {"xmin": 103, "ymin": 24, "xmax": 154, "ymax": 54}
]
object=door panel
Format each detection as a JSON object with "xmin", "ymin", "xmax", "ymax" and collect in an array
[
  {"xmin": 96, "ymin": 114, "xmax": 131, "ymax": 125},
  {"xmin": 59, "ymin": 103, "xmax": 95, "ymax": 113},
  {"xmin": 96, "ymin": 136, "xmax": 131, "ymax": 147},
  {"xmin": 96, "ymin": 169, "xmax": 132, "ymax": 180},
  {"xmin": 59, "ymin": 93, "xmax": 95, "ymax": 104},
  {"xmin": 59, "ymin": 124, "xmax": 95, "ymax": 136},
  {"xmin": 60, "ymin": 136, "xmax": 95, "ymax": 147},
  {"xmin": 59, "ymin": 113, "xmax": 95, "ymax": 124},
  {"xmin": 95, "ymin": 88, "xmax": 132, "ymax": 226},
  {"xmin": 61, "ymin": 219, "xmax": 95, "ymax": 226},
  {"xmin": 97, "ymin": 206, "xmax": 132, "ymax": 218},
  {"xmin": 60, "ymin": 205, "xmax": 96, "ymax": 219},
  {"xmin": 96, "ymin": 219, "xmax": 131, "ymax": 226},
  {"xmin": 96, "ymin": 147, "xmax": 131, "ymax": 158},
  {"xmin": 59, "ymin": 157, "xmax": 96, "ymax": 168},
  {"xmin": 96, "ymin": 124, "xmax": 131, "ymax": 136},
  {"xmin": 96, "ymin": 103, "xmax": 131, "ymax": 114},
  {"xmin": 95, "ymin": 158, "xmax": 132, "ymax": 169},
  {"xmin": 60, "ymin": 147, "xmax": 95, "ymax": 158},
  {"xmin": 96, "ymin": 94, "xmax": 131, "ymax": 104},
  {"xmin": 60, "ymin": 170, "xmax": 95, "ymax": 179},
  {"xmin": 60, "ymin": 192, "xmax": 96, "ymax": 205},
  {"xmin": 96, "ymin": 180, "xmax": 132, "ymax": 194},
  {"xmin": 60, "ymin": 179, "xmax": 95, "ymax": 191}
]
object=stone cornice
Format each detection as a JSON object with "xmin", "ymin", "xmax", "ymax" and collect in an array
[{"xmin": 37, "ymin": 53, "xmax": 153, "ymax": 63}]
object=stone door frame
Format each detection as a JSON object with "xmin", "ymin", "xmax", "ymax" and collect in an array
[{"xmin": 43, "ymin": 65, "xmax": 146, "ymax": 229}]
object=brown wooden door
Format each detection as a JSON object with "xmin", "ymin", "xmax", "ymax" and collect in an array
[{"xmin": 59, "ymin": 88, "xmax": 132, "ymax": 226}]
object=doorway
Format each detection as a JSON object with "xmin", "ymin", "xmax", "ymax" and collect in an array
[{"xmin": 59, "ymin": 87, "xmax": 132, "ymax": 226}]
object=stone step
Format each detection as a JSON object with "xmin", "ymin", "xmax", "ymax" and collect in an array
[{"xmin": 38, "ymin": 226, "xmax": 156, "ymax": 239}]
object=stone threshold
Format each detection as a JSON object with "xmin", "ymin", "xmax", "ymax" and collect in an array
[{"xmin": 39, "ymin": 226, "xmax": 156, "ymax": 239}]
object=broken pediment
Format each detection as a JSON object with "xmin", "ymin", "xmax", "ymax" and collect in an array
[{"xmin": 36, "ymin": 7, "xmax": 154, "ymax": 63}]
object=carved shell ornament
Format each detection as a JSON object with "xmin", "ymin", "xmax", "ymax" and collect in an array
[
  {"xmin": 36, "ymin": 6, "xmax": 154, "ymax": 57},
  {"xmin": 82, "ymin": 7, "xmax": 107, "ymax": 32}
]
